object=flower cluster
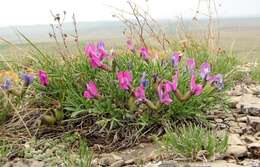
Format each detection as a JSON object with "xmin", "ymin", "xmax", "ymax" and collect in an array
[
  {"xmin": 34, "ymin": 40, "xmax": 224, "ymax": 111},
  {"xmin": 0, "ymin": 71, "xmax": 36, "ymax": 91},
  {"xmin": 80, "ymin": 41, "xmax": 224, "ymax": 109}
]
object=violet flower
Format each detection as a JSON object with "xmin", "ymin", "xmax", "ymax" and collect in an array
[
  {"xmin": 117, "ymin": 71, "xmax": 133, "ymax": 90},
  {"xmin": 140, "ymin": 72, "xmax": 149, "ymax": 88},
  {"xmin": 21, "ymin": 73, "xmax": 35, "ymax": 85},
  {"xmin": 1, "ymin": 77, "xmax": 12, "ymax": 90},
  {"xmin": 83, "ymin": 81, "xmax": 100, "ymax": 99},
  {"xmin": 38, "ymin": 70, "xmax": 49, "ymax": 86},
  {"xmin": 172, "ymin": 51, "xmax": 182, "ymax": 69},
  {"xmin": 157, "ymin": 81, "xmax": 173, "ymax": 105},
  {"xmin": 200, "ymin": 62, "xmax": 211, "ymax": 80},
  {"xmin": 209, "ymin": 74, "xmax": 224, "ymax": 90}
]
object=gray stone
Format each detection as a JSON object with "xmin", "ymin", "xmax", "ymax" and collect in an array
[
  {"xmin": 226, "ymin": 146, "xmax": 248, "ymax": 157},
  {"xmin": 215, "ymin": 118, "xmax": 223, "ymax": 123},
  {"xmin": 247, "ymin": 116, "xmax": 260, "ymax": 125},
  {"xmin": 125, "ymin": 159, "xmax": 135, "ymax": 165},
  {"xmin": 237, "ymin": 116, "xmax": 247, "ymax": 122},
  {"xmin": 228, "ymin": 133, "xmax": 244, "ymax": 145},
  {"xmin": 111, "ymin": 160, "xmax": 125, "ymax": 167},
  {"xmin": 99, "ymin": 157, "xmax": 115, "ymax": 166}
]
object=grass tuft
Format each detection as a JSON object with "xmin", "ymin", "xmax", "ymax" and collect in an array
[{"xmin": 161, "ymin": 125, "xmax": 228, "ymax": 161}]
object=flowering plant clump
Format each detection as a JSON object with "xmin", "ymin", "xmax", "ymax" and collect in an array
[
  {"xmin": 30, "ymin": 40, "xmax": 226, "ymax": 129},
  {"xmin": 78, "ymin": 41, "xmax": 225, "ymax": 113}
]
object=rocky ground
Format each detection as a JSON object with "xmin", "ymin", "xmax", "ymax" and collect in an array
[{"xmin": 2, "ymin": 83, "xmax": 260, "ymax": 167}]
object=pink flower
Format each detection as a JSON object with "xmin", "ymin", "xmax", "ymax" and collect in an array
[
  {"xmin": 172, "ymin": 71, "xmax": 179, "ymax": 91},
  {"xmin": 140, "ymin": 47, "xmax": 148, "ymax": 60},
  {"xmin": 190, "ymin": 74, "xmax": 203, "ymax": 96},
  {"xmin": 84, "ymin": 42, "xmax": 107, "ymax": 69},
  {"xmin": 117, "ymin": 71, "xmax": 133, "ymax": 90},
  {"xmin": 157, "ymin": 81, "xmax": 173, "ymax": 105},
  {"xmin": 38, "ymin": 70, "xmax": 48, "ymax": 86},
  {"xmin": 83, "ymin": 81, "xmax": 99, "ymax": 99},
  {"xmin": 172, "ymin": 51, "xmax": 182, "ymax": 68},
  {"xmin": 134, "ymin": 85, "xmax": 146, "ymax": 102},
  {"xmin": 187, "ymin": 58, "xmax": 196, "ymax": 73},
  {"xmin": 127, "ymin": 39, "xmax": 135, "ymax": 53},
  {"xmin": 200, "ymin": 62, "xmax": 211, "ymax": 80}
]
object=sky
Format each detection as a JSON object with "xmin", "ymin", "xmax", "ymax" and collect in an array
[{"xmin": 0, "ymin": 0, "xmax": 259, "ymax": 27}]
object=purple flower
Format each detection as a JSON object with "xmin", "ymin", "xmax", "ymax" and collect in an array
[
  {"xmin": 83, "ymin": 81, "xmax": 100, "ymax": 99},
  {"xmin": 187, "ymin": 58, "xmax": 196, "ymax": 73},
  {"xmin": 21, "ymin": 73, "xmax": 35, "ymax": 85},
  {"xmin": 97, "ymin": 41, "xmax": 105, "ymax": 50},
  {"xmin": 1, "ymin": 77, "xmax": 12, "ymax": 90},
  {"xmin": 208, "ymin": 74, "xmax": 224, "ymax": 90},
  {"xmin": 134, "ymin": 85, "xmax": 146, "ymax": 102},
  {"xmin": 157, "ymin": 81, "xmax": 173, "ymax": 105},
  {"xmin": 127, "ymin": 39, "xmax": 135, "ymax": 53},
  {"xmin": 140, "ymin": 47, "xmax": 149, "ymax": 60},
  {"xmin": 117, "ymin": 71, "xmax": 133, "ymax": 90},
  {"xmin": 140, "ymin": 72, "xmax": 149, "ymax": 88},
  {"xmin": 190, "ymin": 74, "xmax": 203, "ymax": 96},
  {"xmin": 200, "ymin": 62, "xmax": 211, "ymax": 80},
  {"xmin": 38, "ymin": 70, "xmax": 49, "ymax": 86},
  {"xmin": 172, "ymin": 52, "xmax": 182, "ymax": 68}
]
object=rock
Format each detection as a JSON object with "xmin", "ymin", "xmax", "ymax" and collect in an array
[
  {"xmin": 255, "ymin": 132, "xmax": 260, "ymax": 140},
  {"xmin": 110, "ymin": 153, "xmax": 123, "ymax": 161},
  {"xmin": 3, "ymin": 159, "xmax": 45, "ymax": 167},
  {"xmin": 215, "ymin": 118, "xmax": 223, "ymax": 123},
  {"xmin": 256, "ymin": 124, "xmax": 260, "ymax": 131},
  {"xmin": 111, "ymin": 160, "xmax": 125, "ymax": 167},
  {"xmin": 248, "ymin": 143, "xmax": 260, "ymax": 158},
  {"xmin": 240, "ymin": 159, "xmax": 260, "ymax": 167},
  {"xmin": 158, "ymin": 160, "xmax": 178, "ymax": 167},
  {"xmin": 125, "ymin": 159, "xmax": 135, "ymax": 165},
  {"xmin": 247, "ymin": 116, "xmax": 260, "ymax": 125},
  {"xmin": 91, "ymin": 158, "xmax": 99, "ymax": 166},
  {"xmin": 99, "ymin": 156, "xmax": 115, "ymax": 166},
  {"xmin": 181, "ymin": 160, "xmax": 249, "ymax": 167},
  {"xmin": 144, "ymin": 162, "xmax": 161, "ymax": 167},
  {"xmin": 30, "ymin": 160, "xmax": 45, "ymax": 167},
  {"xmin": 238, "ymin": 116, "xmax": 247, "ymax": 122},
  {"xmin": 231, "ymin": 94, "xmax": 260, "ymax": 116},
  {"xmin": 45, "ymin": 149, "xmax": 53, "ymax": 157},
  {"xmin": 145, "ymin": 151, "xmax": 158, "ymax": 162},
  {"xmin": 226, "ymin": 146, "xmax": 248, "ymax": 157},
  {"xmin": 241, "ymin": 135, "xmax": 257, "ymax": 143},
  {"xmin": 229, "ymin": 127, "xmax": 243, "ymax": 135},
  {"xmin": 228, "ymin": 133, "xmax": 244, "ymax": 145}
]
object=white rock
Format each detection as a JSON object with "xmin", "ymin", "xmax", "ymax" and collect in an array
[
  {"xmin": 226, "ymin": 146, "xmax": 247, "ymax": 157},
  {"xmin": 228, "ymin": 133, "xmax": 244, "ymax": 145}
]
